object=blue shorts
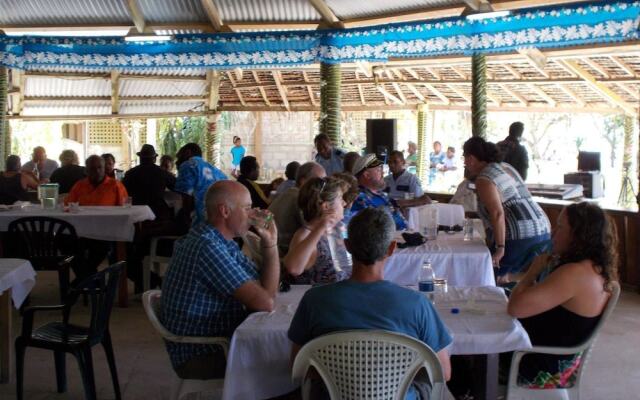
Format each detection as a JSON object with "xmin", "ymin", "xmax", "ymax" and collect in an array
[{"xmin": 495, "ymin": 233, "xmax": 552, "ymax": 276}]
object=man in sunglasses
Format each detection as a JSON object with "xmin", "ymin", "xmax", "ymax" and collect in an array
[{"xmin": 351, "ymin": 153, "xmax": 408, "ymax": 230}]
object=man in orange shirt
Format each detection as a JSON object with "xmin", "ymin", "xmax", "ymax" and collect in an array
[
  {"xmin": 66, "ymin": 155, "xmax": 128, "ymax": 205},
  {"xmin": 66, "ymin": 155, "xmax": 129, "ymax": 280}
]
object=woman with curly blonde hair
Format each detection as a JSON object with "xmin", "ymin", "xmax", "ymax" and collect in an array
[{"xmin": 508, "ymin": 202, "xmax": 618, "ymax": 389}]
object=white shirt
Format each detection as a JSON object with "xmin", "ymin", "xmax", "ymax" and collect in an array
[{"xmin": 384, "ymin": 169, "xmax": 424, "ymax": 199}]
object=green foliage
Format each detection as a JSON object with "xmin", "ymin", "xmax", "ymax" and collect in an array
[{"xmin": 157, "ymin": 116, "xmax": 207, "ymax": 157}]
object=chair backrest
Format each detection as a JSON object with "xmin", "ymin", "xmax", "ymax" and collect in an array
[
  {"xmin": 573, "ymin": 281, "xmax": 620, "ymax": 383},
  {"xmin": 67, "ymin": 262, "xmax": 124, "ymax": 339},
  {"xmin": 292, "ymin": 330, "xmax": 446, "ymax": 400},
  {"xmin": 142, "ymin": 289, "xmax": 176, "ymax": 340},
  {"xmin": 8, "ymin": 216, "xmax": 79, "ymax": 269}
]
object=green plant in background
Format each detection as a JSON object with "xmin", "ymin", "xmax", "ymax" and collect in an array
[{"xmin": 157, "ymin": 116, "xmax": 207, "ymax": 158}]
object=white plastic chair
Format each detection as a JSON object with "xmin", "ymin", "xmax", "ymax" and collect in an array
[
  {"xmin": 506, "ymin": 281, "xmax": 621, "ymax": 400},
  {"xmin": 142, "ymin": 290, "xmax": 230, "ymax": 400},
  {"xmin": 142, "ymin": 236, "xmax": 179, "ymax": 292},
  {"xmin": 292, "ymin": 330, "xmax": 446, "ymax": 400}
]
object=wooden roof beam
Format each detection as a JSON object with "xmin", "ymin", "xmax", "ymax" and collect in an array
[
  {"xmin": 342, "ymin": 6, "xmax": 465, "ymax": 28},
  {"xmin": 615, "ymin": 83, "xmax": 640, "ymax": 101},
  {"xmin": 391, "ymin": 83, "xmax": 407, "ymax": 104},
  {"xmin": 462, "ymin": 0, "xmax": 492, "ymax": 11},
  {"xmin": 404, "ymin": 68, "xmax": 421, "ymax": 80},
  {"xmin": 125, "ymin": 0, "xmax": 146, "ymax": 33},
  {"xmin": 357, "ymin": 84, "xmax": 366, "ymax": 105},
  {"xmin": 559, "ymin": 59, "xmax": 637, "ymax": 116},
  {"xmin": 225, "ymin": 71, "xmax": 246, "ymax": 107},
  {"xmin": 10, "ymin": 69, "xmax": 25, "ymax": 115},
  {"xmin": 356, "ymin": 61, "xmax": 373, "ymax": 78},
  {"xmin": 200, "ymin": 0, "xmax": 226, "ymax": 31},
  {"xmin": 448, "ymin": 86, "xmax": 471, "ymax": 104},
  {"xmin": 450, "ymin": 66, "xmax": 467, "ymax": 79},
  {"xmin": 502, "ymin": 64, "xmax": 522, "ymax": 79},
  {"xmin": 272, "ymin": 71, "xmax": 290, "ymax": 111},
  {"xmin": 309, "ymin": 0, "xmax": 344, "ymax": 29},
  {"xmin": 405, "ymin": 84, "xmax": 426, "ymax": 102}
]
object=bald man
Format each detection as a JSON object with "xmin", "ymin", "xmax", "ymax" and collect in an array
[
  {"xmin": 21, "ymin": 146, "xmax": 59, "ymax": 181},
  {"xmin": 161, "ymin": 180, "xmax": 280, "ymax": 380}
]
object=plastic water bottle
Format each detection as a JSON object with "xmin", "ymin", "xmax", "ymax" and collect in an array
[
  {"xmin": 327, "ymin": 221, "xmax": 352, "ymax": 275},
  {"xmin": 418, "ymin": 261, "xmax": 435, "ymax": 292}
]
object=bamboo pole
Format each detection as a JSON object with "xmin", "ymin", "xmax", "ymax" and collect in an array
[
  {"xmin": 320, "ymin": 62, "xmax": 341, "ymax": 145},
  {"xmin": 0, "ymin": 67, "xmax": 8, "ymax": 165},
  {"xmin": 471, "ymin": 54, "xmax": 487, "ymax": 138},
  {"xmin": 417, "ymin": 104, "xmax": 429, "ymax": 184},
  {"xmin": 206, "ymin": 113, "xmax": 221, "ymax": 167}
]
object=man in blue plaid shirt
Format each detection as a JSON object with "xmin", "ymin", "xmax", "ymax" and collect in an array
[{"xmin": 160, "ymin": 180, "xmax": 280, "ymax": 379}]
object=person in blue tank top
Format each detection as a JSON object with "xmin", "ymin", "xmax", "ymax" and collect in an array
[
  {"xmin": 230, "ymin": 136, "xmax": 246, "ymax": 178},
  {"xmin": 289, "ymin": 207, "xmax": 452, "ymax": 399}
]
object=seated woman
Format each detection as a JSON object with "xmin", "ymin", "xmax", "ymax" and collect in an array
[
  {"xmin": 0, "ymin": 155, "xmax": 38, "ymax": 205},
  {"xmin": 507, "ymin": 202, "xmax": 618, "ymax": 389},
  {"xmin": 283, "ymin": 177, "xmax": 350, "ymax": 284}
]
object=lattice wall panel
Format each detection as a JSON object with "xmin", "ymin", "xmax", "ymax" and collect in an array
[{"xmin": 88, "ymin": 121, "xmax": 123, "ymax": 145}]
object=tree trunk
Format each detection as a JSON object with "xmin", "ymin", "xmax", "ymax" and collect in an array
[
  {"xmin": 471, "ymin": 54, "xmax": 487, "ymax": 139},
  {"xmin": 320, "ymin": 62, "xmax": 341, "ymax": 146},
  {"xmin": 206, "ymin": 114, "xmax": 221, "ymax": 167}
]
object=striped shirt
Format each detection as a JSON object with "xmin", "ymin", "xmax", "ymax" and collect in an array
[
  {"xmin": 160, "ymin": 223, "xmax": 258, "ymax": 369},
  {"xmin": 477, "ymin": 163, "xmax": 550, "ymax": 241}
]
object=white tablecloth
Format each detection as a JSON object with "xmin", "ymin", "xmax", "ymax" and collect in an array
[
  {"xmin": 222, "ymin": 285, "xmax": 530, "ymax": 400},
  {"xmin": 384, "ymin": 231, "xmax": 494, "ymax": 287},
  {"xmin": 407, "ymin": 203, "xmax": 465, "ymax": 231},
  {"xmin": 0, "ymin": 258, "xmax": 36, "ymax": 308},
  {"xmin": 0, "ymin": 205, "xmax": 155, "ymax": 242}
]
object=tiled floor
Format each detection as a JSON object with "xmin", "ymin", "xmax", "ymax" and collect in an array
[{"xmin": 1, "ymin": 272, "xmax": 639, "ymax": 400}]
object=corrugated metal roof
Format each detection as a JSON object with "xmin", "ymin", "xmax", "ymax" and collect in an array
[
  {"xmin": 120, "ymin": 100, "xmax": 205, "ymax": 114},
  {"xmin": 0, "ymin": 0, "xmax": 131, "ymax": 25},
  {"xmin": 326, "ymin": 0, "xmax": 462, "ymax": 19},
  {"xmin": 137, "ymin": 0, "xmax": 207, "ymax": 24},
  {"xmin": 120, "ymin": 79, "xmax": 207, "ymax": 97},
  {"xmin": 22, "ymin": 100, "xmax": 111, "ymax": 116},
  {"xmin": 217, "ymin": 0, "xmax": 320, "ymax": 22},
  {"xmin": 24, "ymin": 76, "xmax": 110, "ymax": 97}
]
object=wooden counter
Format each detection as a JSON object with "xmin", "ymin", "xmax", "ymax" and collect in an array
[{"xmin": 427, "ymin": 192, "xmax": 640, "ymax": 291}]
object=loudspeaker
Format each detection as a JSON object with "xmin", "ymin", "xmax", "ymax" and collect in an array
[
  {"xmin": 578, "ymin": 151, "xmax": 601, "ymax": 172},
  {"xmin": 366, "ymin": 119, "xmax": 396, "ymax": 161}
]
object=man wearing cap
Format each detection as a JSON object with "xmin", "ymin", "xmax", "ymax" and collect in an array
[
  {"xmin": 351, "ymin": 154, "xmax": 408, "ymax": 231},
  {"xmin": 314, "ymin": 133, "xmax": 345, "ymax": 176},
  {"xmin": 123, "ymin": 144, "xmax": 178, "ymax": 292}
]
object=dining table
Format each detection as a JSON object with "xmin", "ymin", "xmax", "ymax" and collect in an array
[
  {"xmin": 0, "ymin": 204, "xmax": 155, "ymax": 307},
  {"xmin": 0, "ymin": 258, "xmax": 36, "ymax": 383},
  {"xmin": 221, "ymin": 284, "xmax": 531, "ymax": 400},
  {"xmin": 385, "ymin": 222, "xmax": 494, "ymax": 288}
]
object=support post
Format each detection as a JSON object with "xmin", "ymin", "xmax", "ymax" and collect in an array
[
  {"xmin": 206, "ymin": 113, "xmax": 221, "ymax": 167},
  {"xmin": 320, "ymin": 62, "xmax": 341, "ymax": 146},
  {"xmin": 471, "ymin": 53, "xmax": 487, "ymax": 138},
  {"xmin": 0, "ymin": 67, "xmax": 8, "ymax": 164},
  {"xmin": 417, "ymin": 104, "xmax": 429, "ymax": 184}
]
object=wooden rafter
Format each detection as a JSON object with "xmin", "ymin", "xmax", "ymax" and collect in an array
[
  {"xmin": 125, "ymin": 0, "xmax": 146, "ymax": 33},
  {"xmin": 405, "ymin": 84, "xmax": 426, "ymax": 102},
  {"xmin": 252, "ymin": 71, "xmax": 271, "ymax": 106},
  {"xmin": 462, "ymin": 0, "xmax": 492, "ymax": 11},
  {"xmin": 423, "ymin": 83, "xmax": 450, "ymax": 105},
  {"xmin": 559, "ymin": 59, "xmax": 637, "ymax": 115},
  {"xmin": 499, "ymin": 83, "xmax": 528, "ymax": 105},
  {"xmin": 357, "ymin": 84, "xmax": 366, "ymax": 105},
  {"xmin": 610, "ymin": 56, "xmax": 636, "ymax": 77},
  {"xmin": 226, "ymin": 71, "xmax": 246, "ymax": 107},
  {"xmin": 448, "ymin": 85, "xmax": 471, "ymax": 104},
  {"xmin": 404, "ymin": 68, "xmax": 421, "ymax": 80},
  {"xmin": 450, "ymin": 66, "xmax": 467, "ymax": 79},
  {"xmin": 557, "ymin": 84, "xmax": 586, "ymax": 107},
  {"xmin": 205, "ymin": 70, "xmax": 221, "ymax": 112},
  {"xmin": 111, "ymin": 71, "xmax": 120, "ymax": 114},
  {"xmin": 302, "ymin": 71, "xmax": 317, "ymax": 106},
  {"xmin": 518, "ymin": 48, "xmax": 549, "ymax": 78},
  {"xmin": 309, "ymin": 0, "xmax": 344, "ymax": 29},
  {"xmin": 528, "ymin": 84, "xmax": 556, "ymax": 106},
  {"xmin": 502, "ymin": 64, "xmax": 522, "ymax": 79},
  {"xmin": 377, "ymin": 85, "xmax": 404, "ymax": 105},
  {"xmin": 200, "ymin": 0, "xmax": 225, "ymax": 31},
  {"xmin": 391, "ymin": 82, "xmax": 407, "ymax": 103},
  {"xmin": 9, "ymin": 69, "xmax": 25, "ymax": 115},
  {"xmin": 616, "ymin": 83, "xmax": 640, "ymax": 101},
  {"xmin": 272, "ymin": 71, "xmax": 290, "ymax": 111},
  {"xmin": 580, "ymin": 57, "xmax": 610, "ymax": 78}
]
